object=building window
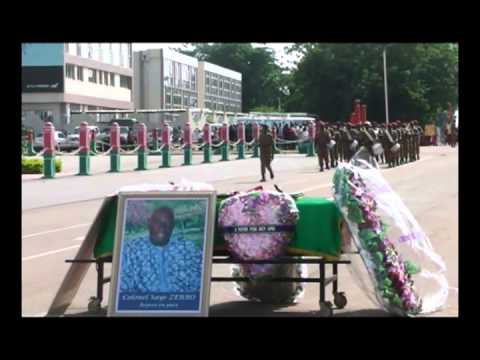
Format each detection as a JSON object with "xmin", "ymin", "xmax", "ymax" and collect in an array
[
  {"xmin": 109, "ymin": 73, "xmax": 115, "ymax": 86},
  {"xmin": 76, "ymin": 43, "xmax": 81, "ymax": 56},
  {"xmin": 120, "ymin": 75, "xmax": 131, "ymax": 89},
  {"xmin": 88, "ymin": 43, "xmax": 93, "ymax": 59},
  {"xmin": 109, "ymin": 43, "xmax": 114, "ymax": 65},
  {"xmin": 166, "ymin": 94, "xmax": 172, "ymax": 104},
  {"xmin": 88, "ymin": 69, "xmax": 97, "ymax": 83},
  {"xmin": 173, "ymin": 95, "xmax": 182, "ymax": 105},
  {"xmin": 164, "ymin": 59, "xmax": 173, "ymax": 87},
  {"xmin": 99, "ymin": 70, "xmax": 103, "ymax": 84},
  {"xmin": 104, "ymin": 71, "xmax": 109, "ymax": 86},
  {"xmin": 66, "ymin": 64, "xmax": 75, "ymax": 79},
  {"xmin": 77, "ymin": 66, "xmax": 83, "ymax": 81},
  {"xmin": 175, "ymin": 63, "xmax": 182, "ymax": 88}
]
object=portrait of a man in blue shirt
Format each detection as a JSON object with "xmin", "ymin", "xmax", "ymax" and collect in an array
[{"xmin": 119, "ymin": 205, "xmax": 203, "ymax": 293}]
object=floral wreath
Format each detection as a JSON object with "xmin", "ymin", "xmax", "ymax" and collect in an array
[{"xmin": 333, "ymin": 165, "xmax": 423, "ymax": 316}]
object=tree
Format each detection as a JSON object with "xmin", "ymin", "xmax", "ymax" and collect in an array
[
  {"xmin": 179, "ymin": 43, "xmax": 288, "ymax": 112},
  {"xmin": 285, "ymin": 43, "xmax": 458, "ymax": 125}
]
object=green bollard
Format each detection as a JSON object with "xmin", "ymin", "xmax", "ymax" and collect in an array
[
  {"xmin": 90, "ymin": 138, "xmax": 97, "ymax": 155},
  {"xmin": 152, "ymin": 139, "xmax": 159, "ymax": 152},
  {"xmin": 273, "ymin": 141, "xmax": 280, "ymax": 154},
  {"xmin": 109, "ymin": 149, "xmax": 121, "ymax": 172},
  {"xmin": 161, "ymin": 147, "xmax": 171, "ymax": 168},
  {"xmin": 203, "ymin": 144, "xmax": 212, "ymax": 163},
  {"xmin": 183, "ymin": 146, "xmax": 192, "ymax": 166},
  {"xmin": 306, "ymin": 140, "xmax": 315, "ymax": 157},
  {"xmin": 237, "ymin": 143, "xmax": 245, "ymax": 160},
  {"xmin": 135, "ymin": 148, "xmax": 148, "ymax": 171},
  {"xmin": 78, "ymin": 151, "xmax": 91, "ymax": 175},
  {"xmin": 221, "ymin": 143, "xmax": 229, "ymax": 161},
  {"xmin": 27, "ymin": 142, "xmax": 36, "ymax": 156},
  {"xmin": 252, "ymin": 143, "xmax": 259, "ymax": 158},
  {"xmin": 43, "ymin": 153, "xmax": 56, "ymax": 179}
]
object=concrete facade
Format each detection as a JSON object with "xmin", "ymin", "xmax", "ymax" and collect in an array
[
  {"xmin": 22, "ymin": 43, "xmax": 134, "ymax": 133},
  {"xmin": 134, "ymin": 48, "xmax": 242, "ymax": 114}
]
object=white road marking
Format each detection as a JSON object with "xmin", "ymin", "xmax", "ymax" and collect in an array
[
  {"xmin": 22, "ymin": 245, "xmax": 80, "ymax": 262},
  {"xmin": 22, "ymin": 223, "xmax": 90, "ymax": 239}
]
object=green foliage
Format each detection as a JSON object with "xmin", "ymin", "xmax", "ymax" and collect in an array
[
  {"xmin": 251, "ymin": 105, "xmax": 279, "ymax": 113},
  {"xmin": 180, "ymin": 43, "xmax": 289, "ymax": 112},
  {"xmin": 22, "ymin": 157, "xmax": 62, "ymax": 174},
  {"xmin": 284, "ymin": 43, "xmax": 458, "ymax": 125}
]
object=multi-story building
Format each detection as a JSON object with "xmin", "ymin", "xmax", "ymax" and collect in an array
[
  {"xmin": 22, "ymin": 43, "xmax": 134, "ymax": 132},
  {"xmin": 134, "ymin": 48, "xmax": 242, "ymax": 113},
  {"xmin": 198, "ymin": 61, "xmax": 242, "ymax": 112}
]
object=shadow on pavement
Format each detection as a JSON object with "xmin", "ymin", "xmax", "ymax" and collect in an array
[
  {"xmin": 209, "ymin": 301, "xmax": 319, "ymax": 317},
  {"xmin": 332, "ymin": 309, "xmax": 391, "ymax": 317},
  {"xmin": 209, "ymin": 301, "xmax": 392, "ymax": 317}
]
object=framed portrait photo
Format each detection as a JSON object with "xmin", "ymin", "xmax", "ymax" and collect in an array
[{"xmin": 108, "ymin": 191, "xmax": 216, "ymax": 317}]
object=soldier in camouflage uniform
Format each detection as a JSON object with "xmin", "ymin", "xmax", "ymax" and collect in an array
[
  {"xmin": 350, "ymin": 123, "xmax": 361, "ymax": 158},
  {"xmin": 335, "ymin": 122, "xmax": 344, "ymax": 162},
  {"xmin": 341, "ymin": 123, "xmax": 353, "ymax": 162},
  {"xmin": 413, "ymin": 120, "xmax": 422, "ymax": 160},
  {"xmin": 407, "ymin": 122, "xmax": 416, "ymax": 162},
  {"xmin": 387, "ymin": 123, "xmax": 398, "ymax": 167},
  {"xmin": 378, "ymin": 124, "xmax": 388, "ymax": 165},
  {"xmin": 359, "ymin": 122, "xmax": 375, "ymax": 158},
  {"xmin": 315, "ymin": 121, "xmax": 330, "ymax": 172},
  {"xmin": 328, "ymin": 123, "xmax": 340, "ymax": 168}
]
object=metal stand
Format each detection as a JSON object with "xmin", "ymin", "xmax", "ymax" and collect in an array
[{"xmin": 66, "ymin": 254, "xmax": 350, "ymax": 316}]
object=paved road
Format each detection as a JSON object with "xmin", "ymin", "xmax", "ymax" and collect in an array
[{"xmin": 22, "ymin": 146, "xmax": 458, "ymax": 317}]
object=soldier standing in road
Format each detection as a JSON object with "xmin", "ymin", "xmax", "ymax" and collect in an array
[
  {"xmin": 315, "ymin": 121, "xmax": 330, "ymax": 172},
  {"xmin": 259, "ymin": 125, "xmax": 274, "ymax": 182},
  {"xmin": 379, "ymin": 124, "xmax": 388, "ymax": 165},
  {"xmin": 385, "ymin": 123, "xmax": 397, "ymax": 167},
  {"xmin": 327, "ymin": 124, "xmax": 338, "ymax": 168},
  {"xmin": 335, "ymin": 122, "xmax": 344, "ymax": 162},
  {"xmin": 408, "ymin": 122, "xmax": 416, "ymax": 162},
  {"xmin": 340, "ymin": 123, "xmax": 352, "ymax": 162},
  {"xmin": 413, "ymin": 120, "xmax": 422, "ymax": 160}
]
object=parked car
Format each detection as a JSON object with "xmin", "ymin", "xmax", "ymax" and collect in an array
[
  {"xmin": 34, "ymin": 131, "xmax": 67, "ymax": 150},
  {"xmin": 96, "ymin": 126, "xmax": 129, "ymax": 145},
  {"xmin": 66, "ymin": 126, "xmax": 99, "ymax": 148}
]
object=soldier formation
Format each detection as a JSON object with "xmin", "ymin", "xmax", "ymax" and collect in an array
[{"xmin": 313, "ymin": 120, "xmax": 423, "ymax": 171}]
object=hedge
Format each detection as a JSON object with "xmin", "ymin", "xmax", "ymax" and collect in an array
[{"xmin": 22, "ymin": 158, "xmax": 62, "ymax": 174}]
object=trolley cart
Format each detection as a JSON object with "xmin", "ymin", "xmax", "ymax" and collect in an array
[{"xmin": 66, "ymin": 253, "xmax": 351, "ymax": 317}]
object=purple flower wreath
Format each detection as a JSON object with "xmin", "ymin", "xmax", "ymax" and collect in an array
[
  {"xmin": 333, "ymin": 166, "xmax": 422, "ymax": 316},
  {"xmin": 218, "ymin": 191, "xmax": 299, "ymax": 278}
]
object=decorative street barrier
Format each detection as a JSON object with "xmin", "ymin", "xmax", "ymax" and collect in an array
[
  {"xmin": 161, "ymin": 122, "xmax": 172, "ymax": 168},
  {"xmin": 203, "ymin": 123, "xmax": 212, "ymax": 163},
  {"xmin": 26, "ymin": 129, "xmax": 36, "ymax": 156},
  {"xmin": 183, "ymin": 122, "xmax": 192, "ymax": 166},
  {"xmin": 78, "ymin": 122, "xmax": 91, "ymax": 175},
  {"xmin": 109, "ymin": 122, "xmax": 121, "ymax": 172},
  {"xmin": 42, "ymin": 122, "xmax": 56, "ymax": 179},
  {"xmin": 220, "ymin": 122, "xmax": 230, "ymax": 161},
  {"xmin": 237, "ymin": 122, "xmax": 245, "ymax": 160},
  {"xmin": 135, "ymin": 123, "xmax": 148, "ymax": 171},
  {"xmin": 90, "ymin": 129, "xmax": 97, "ymax": 155}
]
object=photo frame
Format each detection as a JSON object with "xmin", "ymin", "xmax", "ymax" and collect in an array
[{"xmin": 108, "ymin": 191, "xmax": 216, "ymax": 316}]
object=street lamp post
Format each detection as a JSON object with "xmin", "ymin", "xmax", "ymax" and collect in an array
[{"xmin": 383, "ymin": 46, "xmax": 390, "ymax": 125}]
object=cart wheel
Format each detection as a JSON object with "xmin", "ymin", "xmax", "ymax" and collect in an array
[
  {"xmin": 318, "ymin": 301, "xmax": 334, "ymax": 317},
  {"xmin": 333, "ymin": 292, "xmax": 347, "ymax": 309},
  {"xmin": 88, "ymin": 297, "xmax": 102, "ymax": 313}
]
